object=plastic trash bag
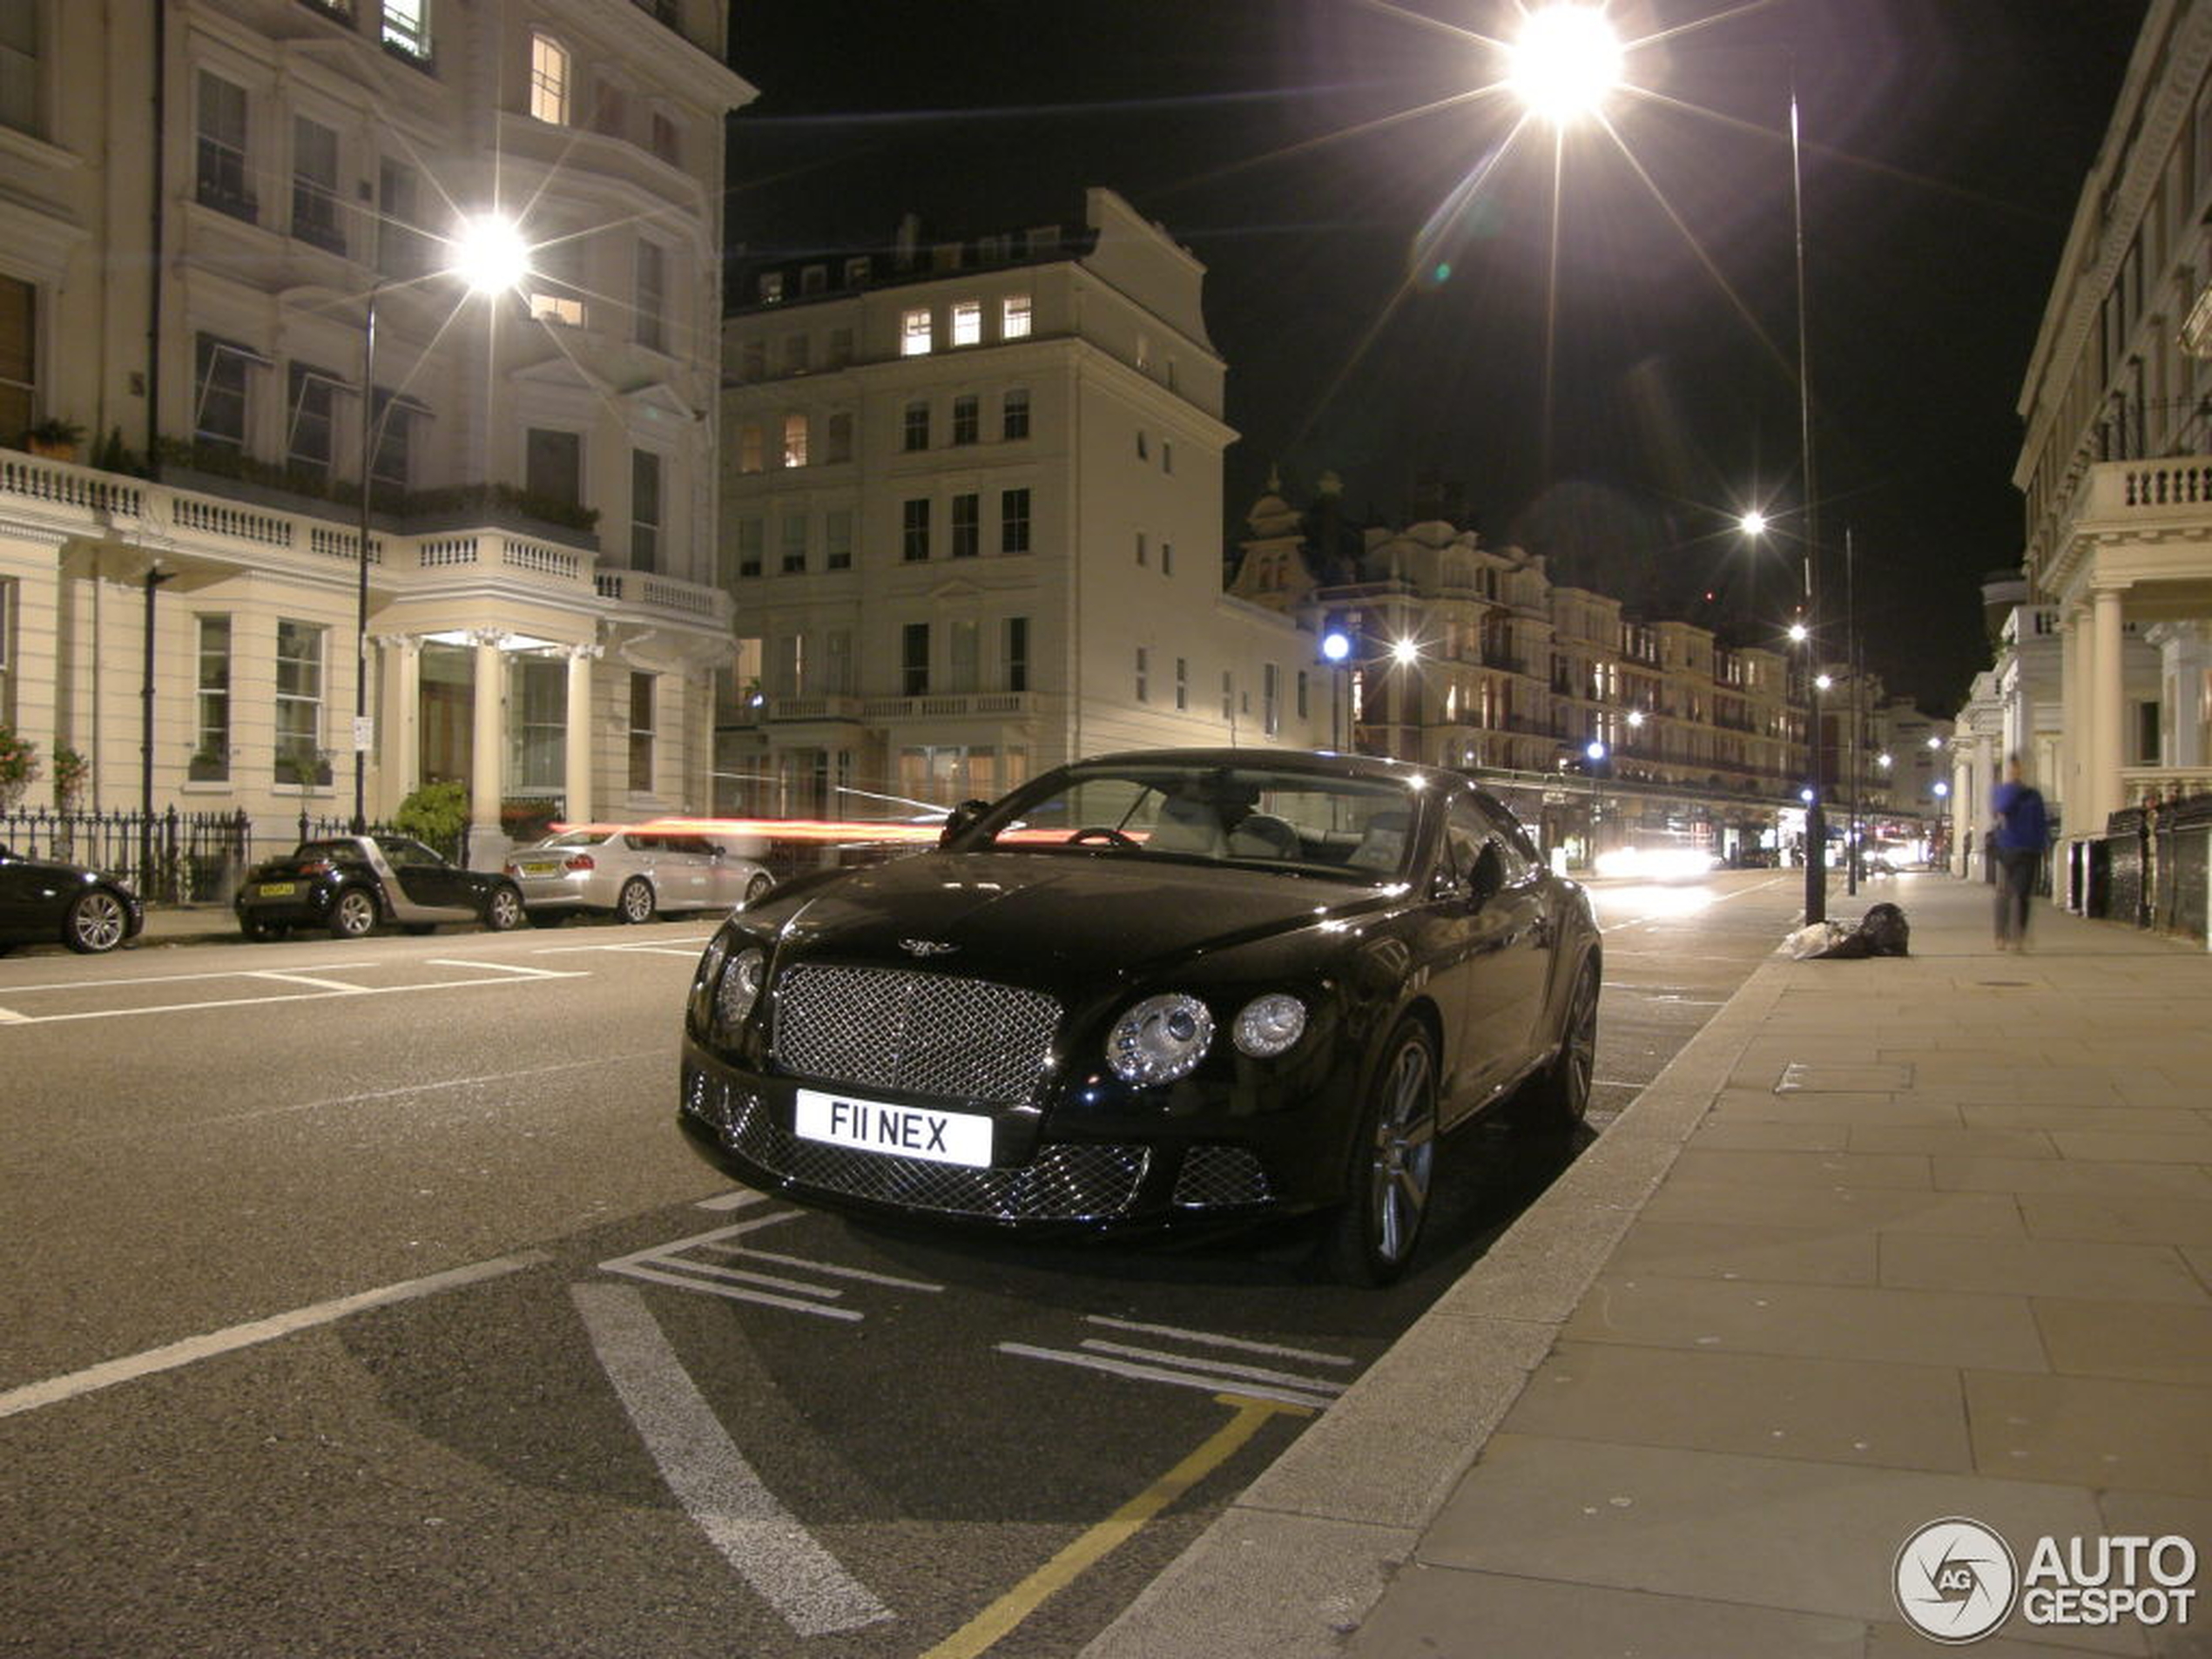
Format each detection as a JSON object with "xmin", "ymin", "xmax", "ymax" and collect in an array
[{"xmin": 1785, "ymin": 902, "xmax": 1910, "ymax": 960}]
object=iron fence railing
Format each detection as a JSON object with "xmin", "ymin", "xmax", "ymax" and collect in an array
[{"xmin": 0, "ymin": 806, "xmax": 413, "ymax": 904}]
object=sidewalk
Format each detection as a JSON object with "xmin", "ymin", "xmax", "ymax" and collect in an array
[{"xmin": 1087, "ymin": 875, "xmax": 2212, "ymax": 1659}]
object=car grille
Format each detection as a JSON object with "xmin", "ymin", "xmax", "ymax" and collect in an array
[
  {"xmin": 771, "ymin": 963, "xmax": 1061, "ymax": 1107},
  {"xmin": 685, "ymin": 1067, "xmax": 1149, "ymax": 1222},
  {"xmin": 1171, "ymin": 1144, "xmax": 1273, "ymax": 1209}
]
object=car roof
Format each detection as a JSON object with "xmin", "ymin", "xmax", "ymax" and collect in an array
[{"xmin": 1069, "ymin": 747, "xmax": 1443, "ymax": 786}]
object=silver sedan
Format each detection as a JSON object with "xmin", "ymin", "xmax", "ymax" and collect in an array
[{"xmin": 503, "ymin": 828, "xmax": 773, "ymax": 925}]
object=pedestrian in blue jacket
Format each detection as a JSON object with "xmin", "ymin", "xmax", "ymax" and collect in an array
[{"xmin": 1990, "ymin": 755, "xmax": 2048, "ymax": 951}]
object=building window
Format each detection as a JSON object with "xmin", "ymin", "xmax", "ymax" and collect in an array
[
  {"xmin": 951, "ymin": 300, "xmax": 981, "ymax": 347},
  {"xmin": 650, "ymin": 109, "xmax": 679, "ymax": 165},
  {"xmin": 782, "ymin": 412, "xmax": 808, "ymax": 469},
  {"xmin": 783, "ymin": 332, "xmax": 810, "ymax": 374},
  {"xmin": 1162, "ymin": 542, "xmax": 1174, "ymax": 576},
  {"xmin": 1002, "ymin": 388, "xmax": 1029, "ymax": 440},
  {"xmin": 950, "ymin": 619, "xmax": 979, "ymax": 691},
  {"xmin": 1005, "ymin": 617, "xmax": 1028, "ymax": 693},
  {"xmin": 628, "ymin": 672, "xmax": 655, "ymax": 793},
  {"xmin": 0, "ymin": 0, "xmax": 39, "ymax": 136},
  {"xmin": 1221, "ymin": 670, "xmax": 1234, "ymax": 722},
  {"xmin": 525, "ymin": 427, "xmax": 583, "ymax": 509},
  {"xmin": 780, "ymin": 515, "xmax": 807, "ymax": 574},
  {"xmin": 1163, "ymin": 441, "xmax": 1173, "ymax": 474},
  {"xmin": 902, "ymin": 400, "xmax": 929, "ymax": 451},
  {"xmin": 529, "ymin": 32, "xmax": 567, "ymax": 121},
  {"xmin": 901, "ymin": 623, "xmax": 929, "ymax": 696},
  {"xmin": 738, "ymin": 338, "xmax": 766, "ymax": 381},
  {"xmin": 593, "ymin": 79, "xmax": 627, "ymax": 138},
  {"xmin": 290, "ymin": 117, "xmax": 344, "ymax": 253},
  {"xmin": 825, "ymin": 412, "xmax": 853, "ymax": 463},
  {"xmin": 843, "ymin": 257, "xmax": 871, "ymax": 287},
  {"xmin": 1002, "ymin": 293, "xmax": 1032, "ymax": 339},
  {"xmin": 1136, "ymin": 647, "xmax": 1149, "ymax": 703},
  {"xmin": 738, "ymin": 423, "xmax": 764, "ymax": 473},
  {"xmin": 732, "ymin": 516, "xmax": 763, "ymax": 579},
  {"xmin": 1264, "ymin": 664, "xmax": 1280, "ymax": 737},
  {"xmin": 0, "ymin": 577, "xmax": 12, "ymax": 724},
  {"xmin": 506, "ymin": 657, "xmax": 566, "ymax": 792},
  {"xmin": 285, "ymin": 363, "xmax": 340, "ymax": 482},
  {"xmin": 825, "ymin": 508, "xmax": 853, "ymax": 570},
  {"xmin": 274, "ymin": 619, "xmax": 327, "ymax": 786},
  {"xmin": 1000, "ymin": 488, "xmax": 1030, "ymax": 555},
  {"xmin": 759, "ymin": 272, "xmax": 784, "ymax": 305},
  {"xmin": 382, "ymin": 0, "xmax": 430, "ymax": 58},
  {"xmin": 193, "ymin": 616, "xmax": 232, "ymax": 780},
  {"xmin": 0, "ymin": 274, "xmax": 30, "ymax": 442},
  {"xmin": 900, "ymin": 307, "xmax": 933, "ymax": 356},
  {"xmin": 1136, "ymin": 532, "xmax": 1147, "ymax": 568},
  {"xmin": 631, "ymin": 448, "xmax": 661, "ymax": 570},
  {"xmin": 192, "ymin": 334, "xmax": 253, "ymax": 454},
  {"xmin": 377, "ymin": 160, "xmax": 429, "ymax": 279},
  {"xmin": 825, "ymin": 627, "xmax": 853, "ymax": 694},
  {"xmin": 952, "ymin": 395, "xmax": 979, "ymax": 445},
  {"xmin": 902, "ymin": 498, "xmax": 930, "ymax": 562},
  {"xmin": 196, "ymin": 71, "xmax": 253, "ymax": 222},
  {"xmin": 635, "ymin": 238, "xmax": 666, "ymax": 353},
  {"xmin": 827, "ymin": 327, "xmax": 854, "ymax": 367},
  {"xmin": 526, "ymin": 230, "xmax": 586, "ymax": 326},
  {"xmin": 1297, "ymin": 670, "xmax": 1309, "ymax": 720},
  {"xmin": 951, "ymin": 492, "xmax": 979, "ymax": 559},
  {"xmin": 799, "ymin": 264, "xmax": 827, "ymax": 295},
  {"xmin": 369, "ymin": 390, "xmax": 415, "ymax": 496},
  {"xmin": 1176, "ymin": 658, "xmax": 1188, "ymax": 711},
  {"xmin": 1136, "ymin": 430, "xmax": 1148, "ymax": 461}
]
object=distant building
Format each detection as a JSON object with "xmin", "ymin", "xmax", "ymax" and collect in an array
[
  {"xmin": 2013, "ymin": 0, "xmax": 2212, "ymax": 855},
  {"xmin": 716, "ymin": 188, "xmax": 1325, "ymax": 817},
  {"xmin": 0, "ymin": 1, "xmax": 753, "ymax": 844}
]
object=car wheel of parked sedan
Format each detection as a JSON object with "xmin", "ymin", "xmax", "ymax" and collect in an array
[
  {"xmin": 742, "ymin": 872, "xmax": 773, "ymax": 907},
  {"xmin": 483, "ymin": 884, "xmax": 524, "ymax": 932},
  {"xmin": 617, "ymin": 877, "xmax": 657, "ymax": 925},
  {"xmin": 1514, "ymin": 957, "xmax": 1598, "ymax": 1133},
  {"xmin": 1320, "ymin": 1018, "xmax": 1438, "ymax": 1286},
  {"xmin": 64, "ymin": 889, "xmax": 129, "ymax": 954},
  {"xmin": 329, "ymin": 887, "xmax": 378, "ymax": 939}
]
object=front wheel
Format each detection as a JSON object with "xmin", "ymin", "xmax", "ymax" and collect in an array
[
  {"xmin": 482, "ymin": 884, "xmax": 524, "ymax": 932},
  {"xmin": 1319, "ymin": 1019, "xmax": 1438, "ymax": 1286},
  {"xmin": 617, "ymin": 878, "xmax": 657, "ymax": 925},
  {"xmin": 328, "ymin": 887, "xmax": 377, "ymax": 939},
  {"xmin": 1514, "ymin": 957, "xmax": 1598, "ymax": 1132},
  {"xmin": 64, "ymin": 889, "xmax": 129, "ymax": 954},
  {"xmin": 741, "ymin": 872, "xmax": 773, "ymax": 907}
]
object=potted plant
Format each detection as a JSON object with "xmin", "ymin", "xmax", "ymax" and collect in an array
[
  {"xmin": 0, "ymin": 725, "xmax": 39, "ymax": 809},
  {"xmin": 24, "ymin": 418, "xmax": 86, "ymax": 462},
  {"xmin": 187, "ymin": 745, "xmax": 227, "ymax": 783},
  {"xmin": 276, "ymin": 743, "xmax": 333, "ymax": 788},
  {"xmin": 51, "ymin": 744, "xmax": 87, "ymax": 811}
]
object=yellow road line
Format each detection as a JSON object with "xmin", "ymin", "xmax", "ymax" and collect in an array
[{"xmin": 922, "ymin": 1393, "xmax": 1314, "ymax": 1659}]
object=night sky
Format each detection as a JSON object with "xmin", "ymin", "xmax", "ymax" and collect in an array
[{"xmin": 723, "ymin": 0, "xmax": 2146, "ymax": 713}]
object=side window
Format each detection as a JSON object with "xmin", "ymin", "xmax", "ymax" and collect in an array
[
  {"xmin": 1466, "ymin": 794, "xmax": 1537, "ymax": 879},
  {"xmin": 1440, "ymin": 800, "xmax": 1489, "ymax": 894}
]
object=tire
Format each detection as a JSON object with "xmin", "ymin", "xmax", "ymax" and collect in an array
[
  {"xmin": 482, "ymin": 884, "xmax": 524, "ymax": 932},
  {"xmin": 617, "ymin": 877, "xmax": 657, "ymax": 925},
  {"xmin": 328, "ymin": 887, "xmax": 378, "ymax": 939},
  {"xmin": 1319, "ymin": 1018, "xmax": 1438, "ymax": 1286},
  {"xmin": 1514, "ymin": 957, "xmax": 1598, "ymax": 1132},
  {"xmin": 741, "ymin": 872, "xmax": 773, "ymax": 907},
  {"xmin": 64, "ymin": 889, "xmax": 129, "ymax": 954}
]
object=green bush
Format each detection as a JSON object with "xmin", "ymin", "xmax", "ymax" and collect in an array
[{"xmin": 394, "ymin": 779, "xmax": 469, "ymax": 847}]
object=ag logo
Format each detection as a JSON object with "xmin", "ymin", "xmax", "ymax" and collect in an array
[{"xmin": 1895, "ymin": 1516, "xmax": 2020, "ymax": 1643}]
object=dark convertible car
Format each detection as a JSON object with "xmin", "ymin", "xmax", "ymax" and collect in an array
[
  {"xmin": 234, "ymin": 833, "xmax": 524, "ymax": 939},
  {"xmin": 0, "ymin": 845, "xmax": 143, "ymax": 954},
  {"xmin": 678, "ymin": 749, "xmax": 1601, "ymax": 1284}
]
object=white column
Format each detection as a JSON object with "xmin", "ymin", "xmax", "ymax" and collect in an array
[
  {"xmin": 371, "ymin": 635, "xmax": 421, "ymax": 818},
  {"xmin": 2091, "ymin": 583, "xmax": 2127, "ymax": 829},
  {"xmin": 2150, "ymin": 623, "xmax": 2207, "ymax": 768},
  {"xmin": 2060, "ymin": 608, "xmax": 2084, "ymax": 834},
  {"xmin": 471, "ymin": 631, "xmax": 504, "ymax": 839},
  {"xmin": 564, "ymin": 643, "xmax": 600, "ymax": 825}
]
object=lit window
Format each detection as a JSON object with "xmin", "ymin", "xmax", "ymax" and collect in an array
[
  {"xmin": 529, "ymin": 293, "xmax": 584, "ymax": 327},
  {"xmin": 738, "ymin": 423, "xmax": 764, "ymax": 474},
  {"xmin": 382, "ymin": 0, "xmax": 430, "ymax": 58},
  {"xmin": 529, "ymin": 33, "xmax": 569, "ymax": 124},
  {"xmin": 1002, "ymin": 293, "xmax": 1031, "ymax": 339},
  {"xmin": 759, "ymin": 272, "xmax": 783, "ymax": 305},
  {"xmin": 900, "ymin": 307, "xmax": 933, "ymax": 356},
  {"xmin": 782, "ymin": 413, "xmax": 808, "ymax": 469},
  {"xmin": 951, "ymin": 300, "xmax": 981, "ymax": 347}
]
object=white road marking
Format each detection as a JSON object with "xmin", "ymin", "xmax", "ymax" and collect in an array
[
  {"xmin": 0, "ymin": 1006, "xmax": 27, "ymax": 1023},
  {"xmin": 602, "ymin": 1261, "xmax": 861, "ymax": 1320},
  {"xmin": 0, "ymin": 964, "xmax": 590, "ymax": 1025},
  {"xmin": 0, "ymin": 961, "xmax": 368, "ymax": 993},
  {"xmin": 995, "ymin": 1342, "xmax": 1339, "ymax": 1412},
  {"xmin": 599, "ymin": 1213, "xmax": 892, "ymax": 1322},
  {"xmin": 570, "ymin": 1282, "xmax": 893, "ymax": 1635},
  {"xmin": 429, "ymin": 957, "xmax": 576, "ymax": 978},
  {"xmin": 532, "ymin": 936, "xmax": 718, "ymax": 956},
  {"xmin": 1076, "ymin": 1339, "xmax": 1352, "ymax": 1399},
  {"xmin": 694, "ymin": 1189, "xmax": 771, "ymax": 1211},
  {"xmin": 246, "ymin": 970, "xmax": 374, "ymax": 993},
  {"xmin": 0, "ymin": 1251, "xmax": 548, "ymax": 1420},
  {"xmin": 1082, "ymin": 1316, "xmax": 1354, "ymax": 1367}
]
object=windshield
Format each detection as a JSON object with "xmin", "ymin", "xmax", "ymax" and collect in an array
[
  {"xmin": 963, "ymin": 762, "xmax": 1418, "ymax": 881},
  {"xmin": 538, "ymin": 830, "xmax": 613, "ymax": 849}
]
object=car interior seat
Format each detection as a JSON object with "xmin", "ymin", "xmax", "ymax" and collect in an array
[
  {"xmin": 1228, "ymin": 813, "xmax": 1301, "ymax": 860},
  {"xmin": 1147, "ymin": 792, "xmax": 1227, "ymax": 855},
  {"xmin": 1346, "ymin": 810, "xmax": 1410, "ymax": 873}
]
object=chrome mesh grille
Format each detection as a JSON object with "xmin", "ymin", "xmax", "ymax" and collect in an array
[
  {"xmin": 772, "ymin": 963, "xmax": 1061, "ymax": 1106},
  {"xmin": 1172, "ymin": 1144, "xmax": 1273, "ymax": 1209},
  {"xmin": 703, "ymin": 1077, "xmax": 1148, "ymax": 1221}
]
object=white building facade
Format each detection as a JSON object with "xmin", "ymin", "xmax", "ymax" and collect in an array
[
  {"xmin": 0, "ymin": 0, "xmax": 752, "ymax": 846},
  {"xmin": 717, "ymin": 188, "xmax": 1326, "ymax": 817}
]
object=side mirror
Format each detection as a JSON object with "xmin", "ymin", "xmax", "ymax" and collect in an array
[
  {"xmin": 1468, "ymin": 843, "xmax": 1507, "ymax": 910},
  {"xmin": 939, "ymin": 799, "xmax": 992, "ymax": 847}
]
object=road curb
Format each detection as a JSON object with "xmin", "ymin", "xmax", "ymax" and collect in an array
[{"xmin": 1079, "ymin": 954, "xmax": 1795, "ymax": 1659}]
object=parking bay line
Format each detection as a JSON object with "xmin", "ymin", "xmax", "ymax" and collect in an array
[
  {"xmin": 0, "ymin": 1251, "xmax": 549, "ymax": 1421},
  {"xmin": 571, "ymin": 1282, "xmax": 892, "ymax": 1637},
  {"xmin": 0, "ymin": 964, "xmax": 591, "ymax": 1024},
  {"xmin": 995, "ymin": 1342, "xmax": 1339, "ymax": 1413},
  {"xmin": 921, "ymin": 1393, "xmax": 1312, "ymax": 1659}
]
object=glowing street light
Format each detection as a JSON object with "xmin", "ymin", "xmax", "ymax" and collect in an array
[
  {"xmin": 1787, "ymin": 621, "xmax": 1810, "ymax": 644},
  {"xmin": 1391, "ymin": 637, "xmax": 1421, "ymax": 666},
  {"xmin": 1507, "ymin": 5, "xmax": 1624, "ymax": 126}
]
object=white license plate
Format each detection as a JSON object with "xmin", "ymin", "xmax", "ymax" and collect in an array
[
  {"xmin": 792, "ymin": 1088, "xmax": 993, "ymax": 1168},
  {"xmin": 520, "ymin": 861, "xmax": 562, "ymax": 876}
]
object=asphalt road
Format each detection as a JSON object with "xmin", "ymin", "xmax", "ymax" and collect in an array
[{"xmin": 0, "ymin": 870, "xmax": 1816, "ymax": 1658}]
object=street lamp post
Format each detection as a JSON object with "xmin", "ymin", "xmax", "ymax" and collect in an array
[{"xmin": 1787, "ymin": 65, "xmax": 1827, "ymax": 926}]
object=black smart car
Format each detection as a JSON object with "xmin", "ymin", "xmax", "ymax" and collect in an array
[
  {"xmin": 234, "ymin": 834, "xmax": 524, "ymax": 939},
  {"xmin": 678, "ymin": 748, "xmax": 1602, "ymax": 1285},
  {"xmin": 0, "ymin": 845, "xmax": 144, "ymax": 954}
]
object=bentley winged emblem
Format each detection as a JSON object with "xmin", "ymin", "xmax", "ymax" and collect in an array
[{"xmin": 898, "ymin": 938, "xmax": 960, "ymax": 958}]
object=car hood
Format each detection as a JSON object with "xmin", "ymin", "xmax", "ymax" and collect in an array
[{"xmin": 762, "ymin": 850, "xmax": 1396, "ymax": 980}]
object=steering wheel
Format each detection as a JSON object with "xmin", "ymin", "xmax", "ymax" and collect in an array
[{"xmin": 1069, "ymin": 826, "xmax": 1141, "ymax": 850}]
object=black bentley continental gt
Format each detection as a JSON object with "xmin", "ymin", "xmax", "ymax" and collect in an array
[
  {"xmin": 678, "ymin": 749, "xmax": 1602, "ymax": 1285},
  {"xmin": 0, "ymin": 845, "xmax": 144, "ymax": 954}
]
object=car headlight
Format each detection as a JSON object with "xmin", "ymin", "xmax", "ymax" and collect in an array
[
  {"xmin": 687, "ymin": 933, "xmax": 732, "ymax": 1032},
  {"xmin": 1232, "ymin": 993, "xmax": 1307, "ymax": 1058},
  {"xmin": 712, "ymin": 947, "xmax": 767, "ymax": 1042},
  {"xmin": 1108, "ymin": 993, "xmax": 1215, "ymax": 1085}
]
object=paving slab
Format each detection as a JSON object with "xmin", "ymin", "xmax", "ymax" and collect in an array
[
  {"xmin": 1964, "ymin": 1372, "xmax": 2212, "ymax": 1495},
  {"xmin": 1637, "ymin": 1178, "xmax": 2027, "ymax": 1236},
  {"xmin": 1934, "ymin": 1157, "xmax": 2212, "ymax": 1196},
  {"xmin": 1879, "ymin": 1234, "xmax": 2210, "ymax": 1303},
  {"xmin": 1603, "ymin": 1217, "xmax": 1878, "ymax": 1285},
  {"xmin": 2020, "ymin": 1194, "xmax": 2212, "ymax": 1247},
  {"xmin": 2033, "ymin": 1298, "xmax": 2212, "ymax": 1386},
  {"xmin": 1667, "ymin": 1147, "xmax": 1934, "ymax": 1188}
]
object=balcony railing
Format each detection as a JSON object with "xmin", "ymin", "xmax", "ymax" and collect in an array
[
  {"xmin": 861, "ymin": 692, "xmax": 1035, "ymax": 721},
  {"xmin": 2121, "ymin": 766, "xmax": 2212, "ymax": 808}
]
